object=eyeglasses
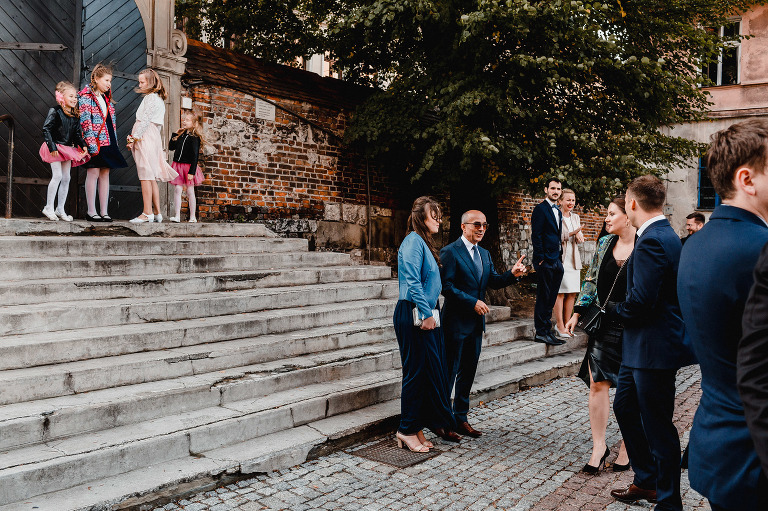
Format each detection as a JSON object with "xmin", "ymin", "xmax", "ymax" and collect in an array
[{"xmin": 465, "ymin": 222, "xmax": 489, "ymax": 229}]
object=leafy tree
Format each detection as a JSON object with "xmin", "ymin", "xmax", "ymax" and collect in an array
[
  {"xmin": 325, "ymin": 0, "xmax": 753, "ymax": 208},
  {"xmin": 175, "ymin": 0, "xmax": 333, "ymax": 64}
]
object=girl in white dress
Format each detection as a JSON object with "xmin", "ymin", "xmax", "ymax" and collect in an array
[
  {"xmin": 127, "ymin": 68, "xmax": 177, "ymax": 223},
  {"xmin": 555, "ymin": 188, "xmax": 584, "ymax": 338}
]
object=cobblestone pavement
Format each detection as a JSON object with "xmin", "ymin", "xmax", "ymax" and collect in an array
[{"xmin": 157, "ymin": 366, "xmax": 706, "ymax": 511}]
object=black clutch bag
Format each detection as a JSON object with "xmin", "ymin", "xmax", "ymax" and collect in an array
[{"xmin": 577, "ymin": 303, "xmax": 604, "ymax": 336}]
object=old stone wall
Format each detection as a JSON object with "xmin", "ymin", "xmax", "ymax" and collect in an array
[{"xmin": 184, "ymin": 83, "xmax": 405, "ymax": 264}]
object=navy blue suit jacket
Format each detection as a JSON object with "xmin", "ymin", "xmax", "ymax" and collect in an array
[
  {"xmin": 679, "ymin": 205, "xmax": 768, "ymax": 508},
  {"xmin": 441, "ymin": 237, "xmax": 517, "ymax": 340},
  {"xmin": 608, "ymin": 218, "xmax": 695, "ymax": 370},
  {"xmin": 531, "ymin": 200, "xmax": 562, "ymax": 265}
]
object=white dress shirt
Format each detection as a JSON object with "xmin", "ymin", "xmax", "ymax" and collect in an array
[{"xmin": 546, "ymin": 198, "xmax": 560, "ymax": 224}]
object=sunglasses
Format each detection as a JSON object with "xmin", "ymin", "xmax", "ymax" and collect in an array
[{"xmin": 465, "ymin": 222, "xmax": 489, "ymax": 229}]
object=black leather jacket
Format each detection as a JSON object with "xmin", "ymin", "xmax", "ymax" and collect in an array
[
  {"xmin": 42, "ymin": 106, "xmax": 86, "ymax": 152},
  {"xmin": 169, "ymin": 132, "xmax": 201, "ymax": 176}
]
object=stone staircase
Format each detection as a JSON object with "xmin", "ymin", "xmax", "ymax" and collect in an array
[{"xmin": 0, "ymin": 220, "xmax": 585, "ymax": 510}]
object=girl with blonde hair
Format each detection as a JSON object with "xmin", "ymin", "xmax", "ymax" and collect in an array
[{"xmin": 127, "ymin": 68, "xmax": 177, "ymax": 223}]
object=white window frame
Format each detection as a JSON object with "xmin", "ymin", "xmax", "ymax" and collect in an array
[{"xmin": 705, "ymin": 19, "xmax": 742, "ymax": 86}]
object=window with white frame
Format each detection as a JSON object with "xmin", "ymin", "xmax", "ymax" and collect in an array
[{"xmin": 702, "ymin": 21, "xmax": 741, "ymax": 86}]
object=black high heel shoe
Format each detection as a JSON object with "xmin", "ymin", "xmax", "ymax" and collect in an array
[{"xmin": 582, "ymin": 447, "xmax": 610, "ymax": 474}]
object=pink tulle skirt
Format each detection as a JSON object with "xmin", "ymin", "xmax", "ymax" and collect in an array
[
  {"xmin": 39, "ymin": 143, "xmax": 90, "ymax": 167},
  {"xmin": 169, "ymin": 161, "xmax": 205, "ymax": 187},
  {"xmin": 131, "ymin": 121, "xmax": 178, "ymax": 182}
]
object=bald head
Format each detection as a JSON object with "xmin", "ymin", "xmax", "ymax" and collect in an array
[{"xmin": 461, "ymin": 210, "xmax": 487, "ymax": 244}]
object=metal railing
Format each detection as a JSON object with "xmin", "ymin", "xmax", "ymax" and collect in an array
[{"xmin": 0, "ymin": 114, "xmax": 14, "ymax": 218}]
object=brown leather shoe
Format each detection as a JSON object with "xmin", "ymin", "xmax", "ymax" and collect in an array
[
  {"xmin": 433, "ymin": 427, "xmax": 462, "ymax": 443},
  {"xmin": 456, "ymin": 421, "xmax": 482, "ymax": 438},
  {"xmin": 610, "ymin": 484, "xmax": 657, "ymax": 503}
]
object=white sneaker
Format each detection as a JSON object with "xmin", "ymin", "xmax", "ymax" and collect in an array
[
  {"xmin": 154, "ymin": 213, "xmax": 163, "ymax": 223},
  {"xmin": 55, "ymin": 210, "xmax": 73, "ymax": 222},
  {"xmin": 42, "ymin": 207, "xmax": 58, "ymax": 221},
  {"xmin": 129, "ymin": 213, "xmax": 154, "ymax": 223},
  {"xmin": 169, "ymin": 216, "xmax": 180, "ymax": 223},
  {"xmin": 189, "ymin": 217, "xmax": 197, "ymax": 223}
]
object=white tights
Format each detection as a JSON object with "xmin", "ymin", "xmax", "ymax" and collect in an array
[
  {"xmin": 174, "ymin": 184, "xmax": 197, "ymax": 220},
  {"xmin": 85, "ymin": 167, "xmax": 110, "ymax": 216},
  {"xmin": 46, "ymin": 160, "xmax": 72, "ymax": 212}
]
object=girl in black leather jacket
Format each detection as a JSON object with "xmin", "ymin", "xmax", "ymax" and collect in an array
[{"xmin": 39, "ymin": 81, "xmax": 89, "ymax": 221}]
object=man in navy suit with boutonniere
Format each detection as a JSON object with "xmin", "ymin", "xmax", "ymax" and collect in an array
[
  {"xmin": 441, "ymin": 210, "xmax": 527, "ymax": 438},
  {"xmin": 531, "ymin": 177, "xmax": 567, "ymax": 346},
  {"xmin": 606, "ymin": 175, "xmax": 696, "ymax": 511}
]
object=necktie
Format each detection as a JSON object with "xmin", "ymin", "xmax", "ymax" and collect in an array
[{"xmin": 472, "ymin": 245, "xmax": 483, "ymax": 280}]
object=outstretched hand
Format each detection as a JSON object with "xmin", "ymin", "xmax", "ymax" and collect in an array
[{"xmin": 511, "ymin": 255, "xmax": 527, "ymax": 277}]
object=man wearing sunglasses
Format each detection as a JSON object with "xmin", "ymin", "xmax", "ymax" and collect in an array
[
  {"xmin": 531, "ymin": 178, "xmax": 567, "ymax": 346},
  {"xmin": 441, "ymin": 210, "xmax": 527, "ymax": 438}
]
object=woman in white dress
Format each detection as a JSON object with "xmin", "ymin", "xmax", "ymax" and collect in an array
[{"xmin": 554, "ymin": 188, "xmax": 584, "ymax": 338}]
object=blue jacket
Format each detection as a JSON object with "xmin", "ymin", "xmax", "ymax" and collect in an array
[
  {"xmin": 679, "ymin": 205, "xmax": 768, "ymax": 508},
  {"xmin": 531, "ymin": 200, "xmax": 562, "ymax": 265},
  {"xmin": 397, "ymin": 231, "xmax": 442, "ymax": 319},
  {"xmin": 440, "ymin": 237, "xmax": 517, "ymax": 339},
  {"xmin": 608, "ymin": 218, "xmax": 695, "ymax": 369}
]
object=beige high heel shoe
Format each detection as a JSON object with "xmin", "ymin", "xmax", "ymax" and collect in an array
[{"xmin": 396, "ymin": 431, "xmax": 429, "ymax": 452}]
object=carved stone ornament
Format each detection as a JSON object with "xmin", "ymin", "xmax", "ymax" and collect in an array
[{"xmin": 171, "ymin": 29, "xmax": 188, "ymax": 57}]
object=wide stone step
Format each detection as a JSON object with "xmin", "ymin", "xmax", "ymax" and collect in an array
[
  {"xmin": 0, "ymin": 265, "xmax": 393, "ymax": 306},
  {"xmin": 0, "ymin": 349, "xmax": 584, "ymax": 511},
  {"xmin": 0, "ymin": 321, "xmax": 564, "ymax": 453},
  {"xmin": 0, "ymin": 218, "xmax": 276, "ymax": 238},
  {"xmin": 0, "ymin": 366, "xmax": 405, "ymax": 506},
  {"xmin": 0, "ymin": 279, "xmax": 397, "ymax": 336},
  {"xmin": 0, "ymin": 235, "xmax": 307, "ymax": 258},
  {"xmin": 0, "ymin": 251, "xmax": 353, "ymax": 281}
]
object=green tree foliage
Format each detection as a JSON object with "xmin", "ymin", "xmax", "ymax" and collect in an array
[
  {"xmin": 175, "ymin": 0, "xmax": 334, "ymax": 64},
  {"xmin": 325, "ymin": 0, "xmax": 754, "ymax": 206}
]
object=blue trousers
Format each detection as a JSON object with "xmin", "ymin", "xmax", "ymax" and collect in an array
[
  {"xmin": 614, "ymin": 365, "xmax": 682, "ymax": 511},
  {"xmin": 534, "ymin": 260, "xmax": 564, "ymax": 336},
  {"xmin": 393, "ymin": 300, "xmax": 455, "ymax": 434},
  {"xmin": 447, "ymin": 328, "xmax": 482, "ymax": 423}
]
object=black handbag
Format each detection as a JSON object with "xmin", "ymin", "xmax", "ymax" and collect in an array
[{"xmin": 577, "ymin": 261, "xmax": 625, "ymax": 336}]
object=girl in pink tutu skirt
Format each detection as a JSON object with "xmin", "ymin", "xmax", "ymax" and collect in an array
[
  {"xmin": 168, "ymin": 110, "xmax": 205, "ymax": 223},
  {"xmin": 40, "ymin": 81, "xmax": 90, "ymax": 221},
  {"xmin": 126, "ymin": 69, "xmax": 177, "ymax": 223}
]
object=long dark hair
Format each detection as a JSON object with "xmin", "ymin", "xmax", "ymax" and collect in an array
[{"xmin": 406, "ymin": 196, "xmax": 442, "ymax": 265}]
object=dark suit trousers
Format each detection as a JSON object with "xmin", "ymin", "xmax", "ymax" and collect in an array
[
  {"xmin": 393, "ymin": 300, "xmax": 455, "ymax": 434},
  {"xmin": 534, "ymin": 260, "xmax": 564, "ymax": 336},
  {"xmin": 447, "ymin": 326, "xmax": 483, "ymax": 423},
  {"xmin": 614, "ymin": 365, "xmax": 682, "ymax": 511}
]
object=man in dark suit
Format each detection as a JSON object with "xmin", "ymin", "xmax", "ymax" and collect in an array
[
  {"xmin": 441, "ymin": 210, "xmax": 527, "ymax": 438},
  {"xmin": 606, "ymin": 175, "xmax": 696, "ymax": 511},
  {"xmin": 530, "ymin": 178, "xmax": 566, "ymax": 346},
  {"xmin": 681, "ymin": 119, "xmax": 768, "ymax": 510}
]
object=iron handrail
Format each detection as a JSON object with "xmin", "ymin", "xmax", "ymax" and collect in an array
[{"xmin": 0, "ymin": 114, "xmax": 14, "ymax": 218}]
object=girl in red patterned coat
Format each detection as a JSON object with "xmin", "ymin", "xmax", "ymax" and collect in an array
[{"xmin": 78, "ymin": 63, "xmax": 128, "ymax": 222}]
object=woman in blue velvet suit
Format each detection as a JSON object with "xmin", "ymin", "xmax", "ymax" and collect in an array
[{"xmin": 393, "ymin": 196, "xmax": 455, "ymax": 452}]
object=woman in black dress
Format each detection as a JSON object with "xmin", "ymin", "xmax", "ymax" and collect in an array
[{"xmin": 566, "ymin": 195, "xmax": 635, "ymax": 473}]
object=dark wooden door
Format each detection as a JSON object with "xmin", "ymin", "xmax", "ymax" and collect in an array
[
  {"xmin": 79, "ymin": 0, "xmax": 147, "ymax": 219},
  {"xmin": 0, "ymin": 0, "xmax": 147, "ymax": 219},
  {"xmin": 0, "ymin": 0, "xmax": 78, "ymax": 217}
]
